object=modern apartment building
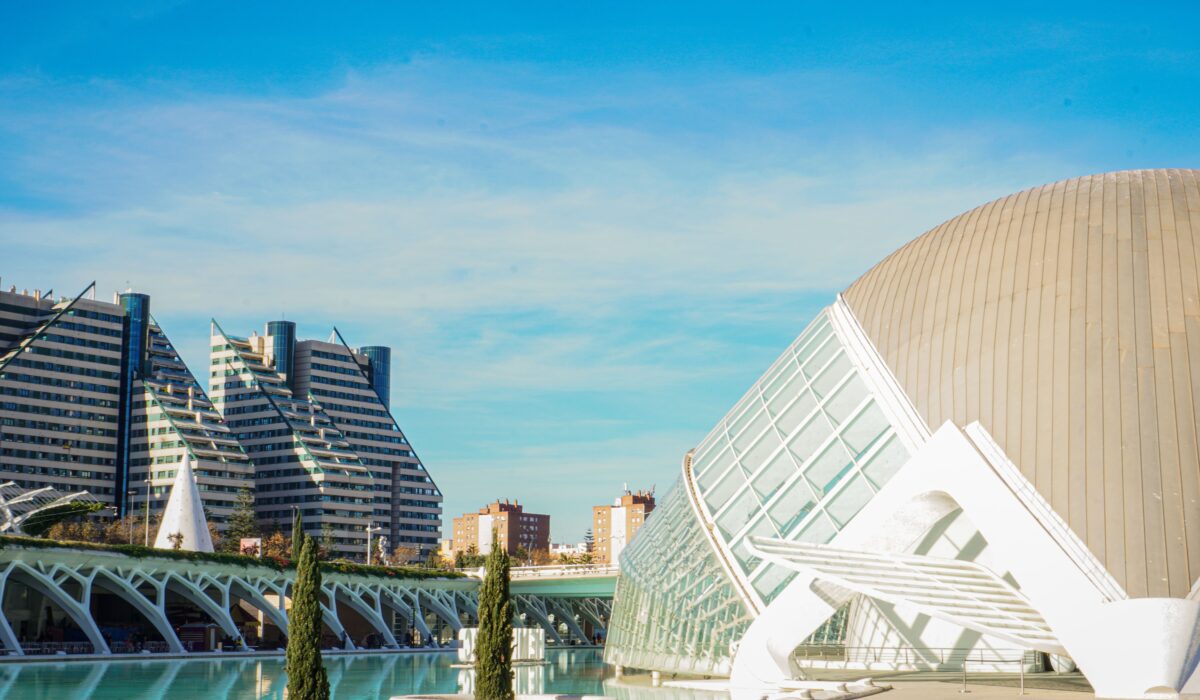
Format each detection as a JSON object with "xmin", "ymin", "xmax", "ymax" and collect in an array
[
  {"xmin": 591, "ymin": 489, "xmax": 654, "ymax": 565},
  {"xmin": 208, "ymin": 321, "xmax": 441, "ymax": 559},
  {"xmin": 0, "ymin": 283, "xmax": 252, "ymax": 526},
  {"xmin": 451, "ymin": 499, "xmax": 550, "ymax": 555},
  {"xmin": 292, "ymin": 331, "xmax": 441, "ymax": 555}
]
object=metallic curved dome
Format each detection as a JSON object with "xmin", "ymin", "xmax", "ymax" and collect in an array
[{"xmin": 843, "ymin": 169, "xmax": 1200, "ymax": 598}]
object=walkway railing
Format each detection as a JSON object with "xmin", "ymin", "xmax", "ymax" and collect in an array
[
  {"xmin": 510, "ymin": 564, "xmax": 619, "ymax": 579},
  {"xmin": 793, "ymin": 645, "xmax": 1044, "ymax": 671},
  {"xmin": 457, "ymin": 564, "xmax": 619, "ymax": 579},
  {"xmin": 14, "ymin": 641, "xmax": 97, "ymax": 655}
]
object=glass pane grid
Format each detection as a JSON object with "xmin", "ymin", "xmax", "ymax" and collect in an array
[
  {"xmin": 696, "ymin": 313, "xmax": 911, "ymax": 609},
  {"xmin": 608, "ymin": 307, "xmax": 914, "ymax": 677},
  {"xmin": 606, "ymin": 478, "xmax": 752, "ymax": 676}
]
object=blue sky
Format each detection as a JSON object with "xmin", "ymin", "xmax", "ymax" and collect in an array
[{"xmin": 2, "ymin": 2, "xmax": 1198, "ymax": 542}]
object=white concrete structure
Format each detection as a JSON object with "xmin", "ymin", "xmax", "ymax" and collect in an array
[
  {"xmin": 154, "ymin": 455, "xmax": 214, "ymax": 553},
  {"xmin": 0, "ymin": 542, "xmax": 612, "ymax": 656},
  {"xmin": 606, "ymin": 170, "xmax": 1200, "ymax": 700},
  {"xmin": 549, "ymin": 542, "xmax": 588, "ymax": 558},
  {"xmin": 0, "ymin": 542, "xmax": 474, "ymax": 655},
  {"xmin": 458, "ymin": 627, "xmax": 547, "ymax": 663}
]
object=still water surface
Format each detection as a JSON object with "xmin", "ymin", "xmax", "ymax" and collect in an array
[{"xmin": 0, "ymin": 649, "xmax": 727, "ymax": 700}]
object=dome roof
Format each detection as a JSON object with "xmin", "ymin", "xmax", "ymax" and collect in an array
[{"xmin": 843, "ymin": 169, "xmax": 1200, "ymax": 598}]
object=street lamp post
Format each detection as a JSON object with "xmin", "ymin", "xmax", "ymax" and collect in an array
[
  {"xmin": 126, "ymin": 489, "xmax": 137, "ymax": 545},
  {"xmin": 143, "ymin": 478, "xmax": 152, "ymax": 547},
  {"xmin": 366, "ymin": 524, "xmax": 382, "ymax": 566}
]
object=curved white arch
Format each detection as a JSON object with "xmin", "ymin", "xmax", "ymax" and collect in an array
[
  {"xmin": 228, "ymin": 576, "xmax": 289, "ymax": 633},
  {"xmin": 163, "ymin": 573, "xmax": 245, "ymax": 650},
  {"xmin": 89, "ymin": 569, "xmax": 183, "ymax": 653},
  {"xmin": 3, "ymin": 561, "xmax": 109, "ymax": 654},
  {"xmin": 330, "ymin": 582, "xmax": 396, "ymax": 648},
  {"xmin": 417, "ymin": 589, "xmax": 462, "ymax": 631},
  {"xmin": 313, "ymin": 585, "xmax": 351, "ymax": 650},
  {"xmin": 731, "ymin": 422, "xmax": 1200, "ymax": 700}
]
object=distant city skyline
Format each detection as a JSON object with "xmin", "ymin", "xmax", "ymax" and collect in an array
[{"xmin": 3, "ymin": 3, "xmax": 1199, "ymax": 539}]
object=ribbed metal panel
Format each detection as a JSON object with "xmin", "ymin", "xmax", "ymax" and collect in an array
[{"xmin": 843, "ymin": 169, "xmax": 1200, "ymax": 598}]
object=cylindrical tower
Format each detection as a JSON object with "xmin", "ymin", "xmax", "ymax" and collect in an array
[
  {"xmin": 266, "ymin": 320, "xmax": 296, "ymax": 389},
  {"xmin": 119, "ymin": 292, "xmax": 151, "ymax": 378},
  {"xmin": 116, "ymin": 292, "xmax": 151, "ymax": 516},
  {"xmin": 358, "ymin": 345, "xmax": 392, "ymax": 408}
]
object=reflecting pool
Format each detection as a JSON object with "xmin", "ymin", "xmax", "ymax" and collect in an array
[{"xmin": 0, "ymin": 649, "xmax": 729, "ymax": 700}]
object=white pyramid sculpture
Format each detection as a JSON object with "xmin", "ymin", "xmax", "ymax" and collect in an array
[{"xmin": 153, "ymin": 454, "xmax": 214, "ymax": 552}]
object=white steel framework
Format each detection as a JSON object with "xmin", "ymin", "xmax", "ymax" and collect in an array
[
  {"xmin": 606, "ymin": 293, "xmax": 1200, "ymax": 700},
  {"xmin": 0, "ymin": 544, "xmax": 613, "ymax": 658}
]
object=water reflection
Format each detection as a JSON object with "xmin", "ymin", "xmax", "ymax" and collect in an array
[{"xmin": 0, "ymin": 649, "xmax": 730, "ymax": 700}]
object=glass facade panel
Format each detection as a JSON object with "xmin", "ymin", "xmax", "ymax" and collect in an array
[
  {"xmin": 795, "ymin": 320, "xmax": 832, "ymax": 365},
  {"xmin": 760, "ymin": 352, "xmax": 797, "ymax": 391},
  {"xmin": 686, "ymin": 309, "xmax": 913, "ymax": 604},
  {"xmin": 762, "ymin": 360, "xmax": 800, "ymax": 402},
  {"xmin": 802, "ymin": 338, "xmax": 839, "ymax": 379},
  {"xmin": 751, "ymin": 450, "xmax": 798, "ymax": 501},
  {"xmin": 726, "ymin": 396, "xmax": 760, "ymax": 443},
  {"xmin": 770, "ymin": 385, "xmax": 814, "ymax": 430},
  {"xmin": 787, "ymin": 412, "xmax": 832, "ymax": 463},
  {"xmin": 605, "ymin": 478, "xmax": 753, "ymax": 677},
  {"xmin": 768, "ymin": 476, "xmax": 816, "ymax": 534},
  {"xmin": 862, "ymin": 434, "xmax": 908, "ymax": 488},
  {"xmin": 716, "ymin": 487, "xmax": 760, "ymax": 539},
  {"xmin": 804, "ymin": 440, "xmax": 854, "ymax": 495},
  {"xmin": 608, "ymin": 307, "xmax": 915, "ymax": 676},
  {"xmin": 695, "ymin": 443, "xmax": 734, "ymax": 490},
  {"xmin": 798, "ymin": 510, "xmax": 837, "ymax": 544},
  {"xmin": 824, "ymin": 374, "xmax": 867, "ymax": 423},
  {"xmin": 692, "ymin": 430, "xmax": 725, "ymax": 468},
  {"xmin": 731, "ymin": 409, "xmax": 770, "ymax": 455},
  {"xmin": 765, "ymin": 370, "xmax": 802, "ymax": 411},
  {"xmin": 841, "ymin": 401, "xmax": 889, "ymax": 456},
  {"xmin": 740, "ymin": 428, "xmax": 782, "ymax": 469},
  {"xmin": 810, "ymin": 353, "xmax": 851, "ymax": 398},
  {"xmin": 751, "ymin": 563, "xmax": 798, "ymax": 601},
  {"xmin": 735, "ymin": 516, "xmax": 779, "ymax": 568},
  {"xmin": 826, "ymin": 474, "xmax": 875, "ymax": 527},
  {"xmin": 704, "ymin": 462, "xmax": 746, "ymax": 508}
]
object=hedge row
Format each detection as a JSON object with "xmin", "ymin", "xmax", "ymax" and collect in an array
[{"xmin": 0, "ymin": 535, "xmax": 463, "ymax": 581}]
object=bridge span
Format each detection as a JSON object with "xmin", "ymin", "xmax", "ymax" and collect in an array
[{"xmin": 0, "ymin": 542, "xmax": 616, "ymax": 657}]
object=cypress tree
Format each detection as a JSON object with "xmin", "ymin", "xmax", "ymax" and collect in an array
[
  {"xmin": 291, "ymin": 507, "xmax": 304, "ymax": 557},
  {"xmin": 285, "ymin": 518, "xmax": 329, "ymax": 700},
  {"xmin": 474, "ymin": 531, "xmax": 513, "ymax": 700}
]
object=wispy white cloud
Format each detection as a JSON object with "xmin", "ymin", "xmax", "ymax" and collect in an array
[{"xmin": 0, "ymin": 60, "xmax": 1087, "ymax": 537}]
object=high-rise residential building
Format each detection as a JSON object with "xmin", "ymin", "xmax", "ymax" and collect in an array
[
  {"xmin": 591, "ymin": 489, "xmax": 655, "ymax": 565},
  {"xmin": 131, "ymin": 315, "xmax": 254, "ymax": 525},
  {"xmin": 0, "ymin": 283, "xmax": 252, "ymax": 525},
  {"xmin": 292, "ymin": 331, "xmax": 441, "ymax": 555},
  {"xmin": 208, "ymin": 321, "xmax": 441, "ymax": 559},
  {"xmin": 451, "ymin": 499, "xmax": 550, "ymax": 555}
]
